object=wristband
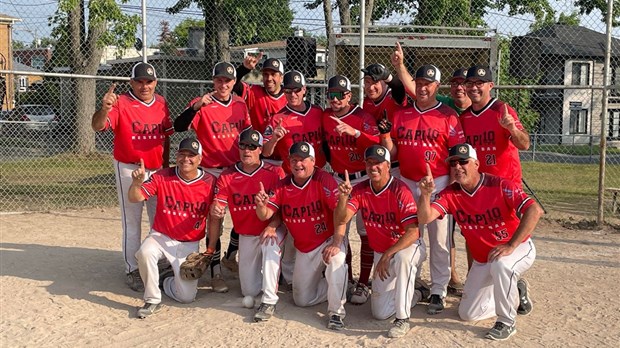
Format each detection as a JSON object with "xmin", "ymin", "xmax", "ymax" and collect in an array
[{"xmin": 354, "ymin": 130, "xmax": 361, "ymax": 138}]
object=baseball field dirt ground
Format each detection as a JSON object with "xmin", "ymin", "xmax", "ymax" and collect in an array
[{"xmin": 1, "ymin": 208, "xmax": 619, "ymax": 347}]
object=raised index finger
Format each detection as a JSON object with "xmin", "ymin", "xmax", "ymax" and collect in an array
[
  {"xmin": 395, "ymin": 41, "xmax": 403, "ymax": 53},
  {"xmin": 344, "ymin": 169, "xmax": 350, "ymax": 185},
  {"xmin": 107, "ymin": 83, "xmax": 117, "ymax": 94},
  {"xmin": 259, "ymin": 181, "xmax": 265, "ymax": 193},
  {"xmin": 425, "ymin": 162, "xmax": 432, "ymax": 177}
]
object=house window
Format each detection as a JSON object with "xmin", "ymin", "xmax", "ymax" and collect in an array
[
  {"xmin": 18, "ymin": 76, "xmax": 28, "ymax": 92},
  {"xmin": 611, "ymin": 65, "xmax": 619, "ymax": 96},
  {"xmin": 609, "ymin": 109, "xmax": 620, "ymax": 140},
  {"xmin": 31, "ymin": 56, "xmax": 45, "ymax": 70},
  {"xmin": 571, "ymin": 62, "xmax": 590, "ymax": 86},
  {"xmin": 569, "ymin": 108, "xmax": 588, "ymax": 134}
]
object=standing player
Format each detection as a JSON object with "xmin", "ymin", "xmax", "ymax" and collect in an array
[
  {"xmin": 174, "ymin": 61, "xmax": 252, "ymax": 292},
  {"xmin": 255, "ymin": 142, "xmax": 348, "ymax": 331},
  {"xmin": 323, "ymin": 74, "xmax": 380, "ymax": 305},
  {"xmin": 437, "ymin": 68, "xmax": 472, "ymax": 115},
  {"xmin": 91, "ymin": 62, "xmax": 173, "ymax": 292},
  {"xmin": 335, "ymin": 145, "xmax": 426, "ymax": 338},
  {"xmin": 263, "ymin": 70, "xmax": 326, "ymax": 174},
  {"xmin": 209, "ymin": 129, "xmax": 285, "ymax": 322},
  {"xmin": 417, "ymin": 143, "xmax": 542, "ymax": 341},
  {"xmin": 380, "ymin": 65, "xmax": 465, "ymax": 314},
  {"xmin": 233, "ymin": 54, "xmax": 287, "ymax": 133},
  {"xmin": 461, "ymin": 65, "xmax": 530, "ymax": 187},
  {"xmin": 128, "ymin": 137, "xmax": 218, "ymax": 318}
]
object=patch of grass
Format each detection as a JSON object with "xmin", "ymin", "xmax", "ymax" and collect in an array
[{"xmin": 529, "ymin": 144, "xmax": 620, "ymax": 156}]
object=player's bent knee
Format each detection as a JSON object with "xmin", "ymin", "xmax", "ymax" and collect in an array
[
  {"xmin": 458, "ymin": 305, "xmax": 477, "ymax": 321},
  {"xmin": 489, "ymin": 258, "xmax": 511, "ymax": 274}
]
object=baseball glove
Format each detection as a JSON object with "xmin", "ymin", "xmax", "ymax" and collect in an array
[{"xmin": 180, "ymin": 252, "xmax": 213, "ymax": 280}]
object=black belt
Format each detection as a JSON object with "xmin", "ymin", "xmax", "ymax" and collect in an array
[
  {"xmin": 337, "ymin": 170, "xmax": 367, "ymax": 181},
  {"xmin": 391, "ymin": 161, "xmax": 400, "ymax": 168}
]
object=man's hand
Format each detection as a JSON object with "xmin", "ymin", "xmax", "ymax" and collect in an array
[
  {"xmin": 391, "ymin": 42, "xmax": 405, "ymax": 69},
  {"xmin": 255, "ymin": 182, "xmax": 270, "ymax": 208},
  {"xmin": 322, "ymin": 243, "xmax": 340, "ymax": 264},
  {"xmin": 377, "ymin": 110, "xmax": 392, "ymax": 135},
  {"xmin": 243, "ymin": 52, "xmax": 264, "ymax": 70},
  {"xmin": 210, "ymin": 203, "xmax": 226, "ymax": 219},
  {"xmin": 272, "ymin": 118, "xmax": 288, "ymax": 141},
  {"xmin": 499, "ymin": 104, "xmax": 517, "ymax": 132},
  {"xmin": 102, "ymin": 83, "xmax": 118, "ymax": 111},
  {"xmin": 419, "ymin": 163, "xmax": 435, "ymax": 195},
  {"xmin": 374, "ymin": 253, "xmax": 392, "ymax": 281},
  {"xmin": 193, "ymin": 92, "xmax": 214, "ymax": 110},
  {"xmin": 259, "ymin": 226, "xmax": 278, "ymax": 246},
  {"xmin": 488, "ymin": 242, "xmax": 516, "ymax": 262},
  {"xmin": 330, "ymin": 116, "xmax": 357, "ymax": 137},
  {"xmin": 131, "ymin": 159, "xmax": 146, "ymax": 184},
  {"xmin": 337, "ymin": 170, "xmax": 352, "ymax": 197}
]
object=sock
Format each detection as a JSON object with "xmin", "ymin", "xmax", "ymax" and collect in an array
[
  {"xmin": 226, "ymin": 228, "xmax": 239, "ymax": 259},
  {"xmin": 346, "ymin": 241, "xmax": 353, "ymax": 281},
  {"xmin": 209, "ymin": 238, "xmax": 222, "ymax": 277},
  {"xmin": 358, "ymin": 235, "xmax": 373, "ymax": 286}
]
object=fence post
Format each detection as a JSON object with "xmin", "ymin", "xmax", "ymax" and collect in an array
[
  {"xmin": 358, "ymin": 1, "xmax": 366, "ymax": 104},
  {"xmin": 596, "ymin": 0, "xmax": 614, "ymax": 226}
]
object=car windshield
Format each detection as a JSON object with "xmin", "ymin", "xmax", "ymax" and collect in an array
[{"xmin": 22, "ymin": 106, "xmax": 54, "ymax": 115}]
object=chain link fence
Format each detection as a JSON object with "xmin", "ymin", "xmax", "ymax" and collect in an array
[{"xmin": 0, "ymin": 0, "xmax": 618, "ymax": 226}]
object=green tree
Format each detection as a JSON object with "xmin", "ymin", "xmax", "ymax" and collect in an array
[
  {"xmin": 576, "ymin": 0, "xmax": 620, "ymax": 26},
  {"xmin": 50, "ymin": 0, "xmax": 140, "ymax": 154}
]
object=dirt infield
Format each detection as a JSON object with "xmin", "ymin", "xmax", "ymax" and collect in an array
[{"xmin": 1, "ymin": 208, "xmax": 619, "ymax": 347}]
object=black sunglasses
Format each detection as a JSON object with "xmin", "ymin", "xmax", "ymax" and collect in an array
[
  {"xmin": 464, "ymin": 81, "xmax": 486, "ymax": 88},
  {"xmin": 283, "ymin": 88, "xmax": 302, "ymax": 94},
  {"xmin": 449, "ymin": 159, "xmax": 470, "ymax": 167},
  {"xmin": 239, "ymin": 143, "xmax": 258, "ymax": 150},
  {"xmin": 328, "ymin": 91, "xmax": 348, "ymax": 100}
]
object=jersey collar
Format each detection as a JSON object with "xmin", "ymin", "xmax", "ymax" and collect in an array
[
  {"xmin": 459, "ymin": 173, "xmax": 485, "ymax": 197},
  {"xmin": 285, "ymin": 101, "xmax": 311, "ymax": 116},
  {"xmin": 175, "ymin": 167, "xmax": 205, "ymax": 185},
  {"xmin": 290, "ymin": 168, "xmax": 316, "ymax": 190},
  {"xmin": 370, "ymin": 176, "xmax": 394, "ymax": 196},
  {"xmin": 470, "ymin": 98, "xmax": 497, "ymax": 116},
  {"xmin": 234, "ymin": 160, "xmax": 264, "ymax": 177},
  {"xmin": 413, "ymin": 100, "xmax": 441, "ymax": 114},
  {"xmin": 212, "ymin": 95, "xmax": 233, "ymax": 107},
  {"xmin": 128, "ymin": 90, "xmax": 156, "ymax": 107}
]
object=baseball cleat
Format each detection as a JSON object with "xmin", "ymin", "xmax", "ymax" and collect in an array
[
  {"xmin": 517, "ymin": 278, "xmax": 533, "ymax": 315},
  {"xmin": 350, "ymin": 283, "xmax": 370, "ymax": 305},
  {"xmin": 211, "ymin": 273, "xmax": 229, "ymax": 293},
  {"xmin": 387, "ymin": 318, "xmax": 410, "ymax": 338},
  {"xmin": 221, "ymin": 252, "xmax": 239, "ymax": 273},
  {"xmin": 415, "ymin": 278, "xmax": 431, "ymax": 303},
  {"xmin": 254, "ymin": 303, "xmax": 276, "ymax": 322},
  {"xmin": 126, "ymin": 270, "xmax": 145, "ymax": 292},
  {"xmin": 137, "ymin": 303, "xmax": 162, "ymax": 319},
  {"xmin": 427, "ymin": 294, "xmax": 445, "ymax": 314},
  {"xmin": 485, "ymin": 321, "xmax": 516, "ymax": 341},
  {"xmin": 327, "ymin": 314, "xmax": 345, "ymax": 330},
  {"xmin": 158, "ymin": 265, "xmax": 174, "ymax": 290}
]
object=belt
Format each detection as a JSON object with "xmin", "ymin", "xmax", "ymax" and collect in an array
[
  {"xmin": 337, "ymin": 170, "xmax": 367, "ymax": 181},
  {"xmin": 391, "ymin": 161, "xmax": 400, "ymax": 168}
]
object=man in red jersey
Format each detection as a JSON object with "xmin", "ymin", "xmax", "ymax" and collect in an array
[
  {"xmin": 174, "ymin": 61, "xmax": 252, "ymax": 293},
  {"xmin": 210, "ymin": 129, "xmax": 285, "ymax": 322},
  {"xmin": 255, "ymin": 142, "xmax": 348, "ymax": 331},
  {"xmin": 91, "ymin": 62, "xmax": 174, "ymax": 292},
  {"xmin": 323, "ymin": 74, "xmax": 380, "ymax": 305},
  {"xmin": 335, "ymin": 145, "xmax": 426, "ymax": 338},
  {"xmin": 233, "ymin": 54, "xmax": 287, "ymax": 133},
  {"xmin": 263, "ymin": 70, "xmax": 326, "ymax": 173},
  {"xmin": 461, "ymin": 65, "xmax": 530, "ymax": 187},
  {"xmin": 381, "ymin": 65, "xmax": 465, "ymax": 315},
  {"xmin": 417, "ymin": 143, "xmax": 542, "ymax": 341},
  {"xmin": 128, "ymin": 137, "xmax": 218, "ymax": 319}
]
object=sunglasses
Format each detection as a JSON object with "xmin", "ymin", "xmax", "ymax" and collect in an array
[
  {"xmin": 239, "ymin": 143, "xmax": 258, "ymax": 150},
  {"xmin": 328, "ymin": 91, "xmax": 348, "ymax": 100},
  {"xmin": 283, "ymin": 88, "xmax": 302, "ymax": 94},
  {"xmin": 449, "ymin": 159, "xmax": 470, "ymax": 167},
  {"xmin": 464, "ymin": 81, "xmax": 487, "ymax": 88}
]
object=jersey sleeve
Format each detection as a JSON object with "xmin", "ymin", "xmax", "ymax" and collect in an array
[
  {"xmin": 187, "ymin": 96, "xmax": 203, "ymax": 132},
  {"xmin": 501, "ymin": 178, "xmax": 535, "ymax": 215},
  {"xmin": 346, "ymin": 184, "xmax": 362, "ymax": 213},
  {"xmin": 430, "ymin": 188, "xmax": 453, "ymax": 219},
  {"xmin": 447, "ymin": 114, "xmax": 466, "ymax": 147},
  {"xmin": 104, "ymin": 102, "xmax": 121, "ymax": 131},
  {"xmin": 397, "ymin": 184, "xmax": 418, "ymax": 227},
  {"xmin": 356, "ymin": 111, "xmax": 380, "ymax": 148},
  {"xmin": 162, "ymin": 100, "xmax": 174, "ymax": 135},
  {"xmin": 321, "ymin": 173, "xmax": 341, "ymax": 210},
  {"xmin": 140, "ymin": 171, "xmax": 160, "ymax": 199},
  {"xmin": 213, "ymin": 174, "xmax": 229, "ymax": 206},
  {"xmin": 267, "ymin": 179, "xmax": 284, "ymax": 212}
]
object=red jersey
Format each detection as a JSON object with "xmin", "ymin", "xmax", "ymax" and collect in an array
[
  {"xmin": 241, "ymin": 83, "xmax": 287, "ymax": 133},
  {"xmin": 104, "ymin": 91, "xmax": 174, "ymax": 169},
  {"xmin": 214, "ymin": 161, "xmax": 285, "ymax": 236},
  {"xmin": 267, "ymin": 168, "xmax": 339, "ymax": 253},
  {"xmin": 363, "ymin": 89, "xmax": 407, "ymax": 122},
  {"xmin": 140, "ymin": 167, "xmax": 216, "ymax": 242},
  {"xmin": 391, "ymin": 102, "xmax": 465, "ymax": 181},
  {"xmin": 431, "ymin": 173, "xmax": 535, "ymax": 263},
  {"xmin": 323, "ymin": 105, "xmax": 380, "ymax": 174},
  {"xmin": 265, "ymin": 103, "xmax": 326, "ymax": 173},
  {"xmin": 347, "ymin": 177, "xmax": 418, "ymax": 253},
  {"xmin": 188, "ymin": 95, "xmax": 252, "ymax": 168},
  {"xmin": 460, "ymin": 99, "xmax": 524, "ymax": 186}
]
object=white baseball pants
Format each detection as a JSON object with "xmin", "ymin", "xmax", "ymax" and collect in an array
[
  {"xmin": 136, "ymin": 231, "xmax": 200, "ymax": 304},
  {"xmin": 292, "ymin": 236, "xmax": 348, "ymax": 317},
  {"xmin": 371, "ymin": 239, "xmax": 427, "ymax": 320},
  {"xmin": 403, "ymin": 174, "xmax": 452, "ymax": 297},
  {"xmin": 459, "ymin": 239, "xmax": 536, "ymax": 327},
  {"xmin": 238, "ymin": 226, "xmax": 286, "ymax": 305},
  {"xmin": 114, "ymin": 160, "xmax": 157, "ymax": 273}
]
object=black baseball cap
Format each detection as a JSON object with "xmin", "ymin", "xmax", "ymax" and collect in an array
[
  {"xmin": 361, "ymin": 63, "xmax": 387, "ymax": 81},
  {"xmin": 450, "ymin": 68, "xmax": 468, "ymax": 81},
  {"xmin": 328, "ymin": 75, "xmax": 351, "ymax": 92},
  {"xmin": 289, "ymin": 141, "xmax": 315, "ymax": 159},
  {"xmin": 238, "ymin": 128, "xmax": 264, "ymax": 147},
  {"xmin": 283, "ymin": 70, "xmax": 306, "ymax": 89},
  {"xmin": 446, "ymin": 143, "xmax": 478, "ymax": 161},
  {"xmin": 131, "ymin": 62, "xmax": 157, "ymax": 81},
  {"xmin": 213, "ymin": 62, "xmax": 236, "ymax": 80},
  {"xmin": 178, "ymin": 137, "xmax": 203, "ymax": 155},
  {"xmin": 364, "ymin": 145, "xmax": 390, "ymax": 163},
  {"xmin": 262, "ymin": 58, "xmax": 284, "ymax": 74},
  {"xmin": 415, "ymin": 64, "xmax": 441, "ymax": 83},
  {"xmin": 465, "ymin": 65, "xmax": 493, "ymax": 82}
]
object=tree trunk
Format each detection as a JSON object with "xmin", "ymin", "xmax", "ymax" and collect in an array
[
  {"xmin": 215, "ymin": 2, "xmax": 230, "ymax": 62},
  {"xmin": 337, "ymin": 0, "xmax": 352, "ymax": 33},
  {"xmin": 364, "ymin": 0, "xmax": 374, "ymax": 33},
  {"xmin": 323, "ymin": 0, "xmax": 333, "ymax": 40},
  {"xmin": 74, "ymin": 79, "xmax": 97, "ymax": 154}
]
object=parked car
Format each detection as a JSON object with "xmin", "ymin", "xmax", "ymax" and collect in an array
[{"xmin": 3, "ymin": 104, "xmax": 58, "ymax": 134}]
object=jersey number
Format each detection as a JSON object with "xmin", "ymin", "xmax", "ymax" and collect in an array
[
  {"xmin": 348, "ymin": 152, "xmax": 361, "ymax": 162},
  {"xmin": 485, "ymin": 154, "xmax": 496, "ymax": 166},
  {"xmin": 314, "ymin": 222, "xmax": 327, "ymax": 235},
  {"xmin": 194, "ymin": 220, "xmax": 202, "ymax": 230},
  {"xmin": 424, "ymin": 150, "xmax": 437, "ymax": 162}
]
